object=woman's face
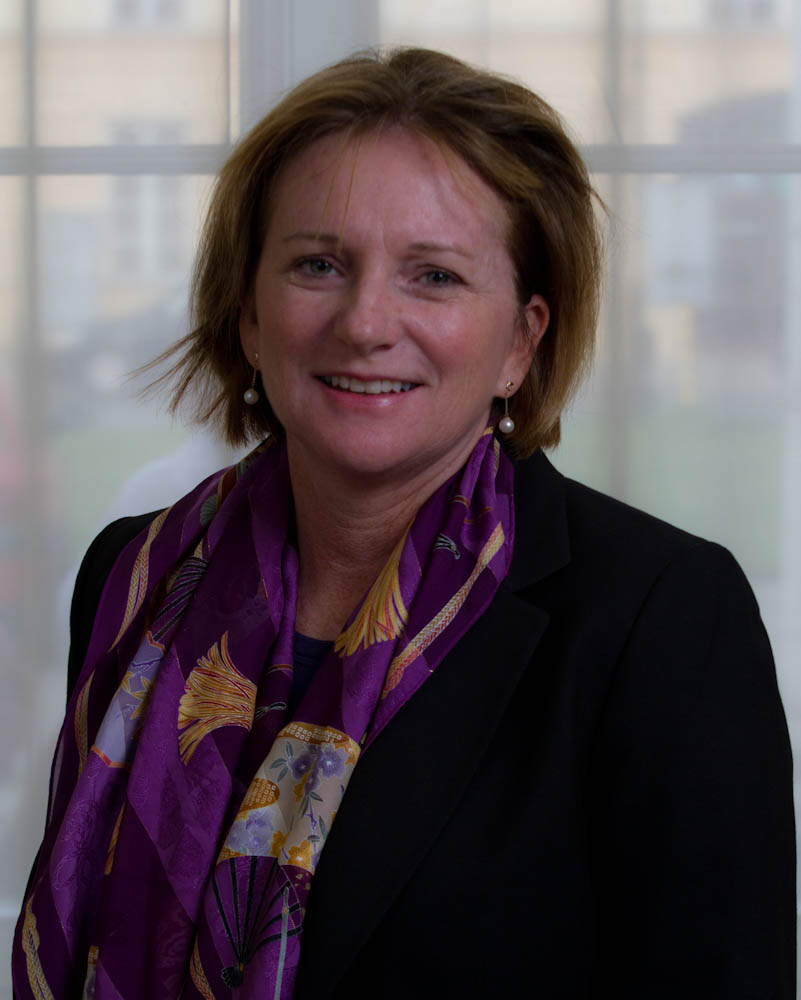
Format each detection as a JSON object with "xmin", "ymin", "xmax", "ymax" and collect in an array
[{"xmin": 240, "ymin": 128, "xmax": 548, "ymax": 488}]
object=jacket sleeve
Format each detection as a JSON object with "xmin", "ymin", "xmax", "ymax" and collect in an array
[
  {"xmin": 66, "ymin": 511, "xmax": 163, "ymax": 702},
  {"xmin": 588, "ymin": 541, "xmax": 796, "ymax": 999}
]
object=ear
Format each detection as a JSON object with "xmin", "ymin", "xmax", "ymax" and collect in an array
[{"xmin": 497, "ymin": 293, "xmax": 550, "ymax": 395}]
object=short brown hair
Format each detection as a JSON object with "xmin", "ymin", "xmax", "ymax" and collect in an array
[{"xmin": 156, "ymin": 47, "xmax": 603, "ymax": 457}]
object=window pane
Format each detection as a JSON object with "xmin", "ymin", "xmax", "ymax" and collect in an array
[
  {"xmin": 380, "ymin": 0, "xmax": 613, "ymax": 143},
  {"xmin": 0, "ymin": 178, "xmax": 24, "ymax": 354},
  {"xmin": 621, "ymin": 0, "xmax": 794, "ymax": 144},
  {"xmin": 36, "ymin": 173, "xmax": 219, "ymax": 544},
  {"xmin": 36, "ymin": 0, "xmax": 230, "ymax": 145},
  {"xmin": 0, "ymin": 3, "xmax": 24, "ymax": 145},
  {"xmin": 381, "ymin": 0, "xmax": 797, "ymax": 145}
]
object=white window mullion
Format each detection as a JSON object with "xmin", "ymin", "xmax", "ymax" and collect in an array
[
  {"xmin": 238, "ymin": 0, "xmax": 291, "ymax": 134},
  {"xmin": 583, "ymin": 143, "xmax": 801, "ymax": 173},
  {"xmin": 0, "ymin": 144, "xmax": 232, "ymax": 176},
  {"xmin": 5, "ymin": 143, "xmax": 801, "ymax": 178},
  {"xmin": 20, "ymin": 0, "xmax": 49, "ymax": 669},
  {"xmin": 237, "ymin": 0, "xmax": 381, "ymax": 138}
]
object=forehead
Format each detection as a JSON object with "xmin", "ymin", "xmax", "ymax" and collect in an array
[{"xmin": 265, "ymin": 127, "xmax": 512, "ymax": 248}]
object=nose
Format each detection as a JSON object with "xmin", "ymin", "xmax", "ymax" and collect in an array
[{"xmin": 334, "ymin": 271, "xmax": 397, "ymax": 355}]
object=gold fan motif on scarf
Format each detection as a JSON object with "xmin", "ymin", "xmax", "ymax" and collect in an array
[
  {"xmin": 111, "ymin": 507, "xmax": 170, "ymax": 648},
  {"xmin": 383, "ymin": 521, "xmax": 505, "ymax": 696},
  {"xmin": 178, "ymin": 632, "xmax": 257, "ymax": 764},
  {"xmin": 334, "ymin": 527, "xmax": 410, "ymax": 656}
]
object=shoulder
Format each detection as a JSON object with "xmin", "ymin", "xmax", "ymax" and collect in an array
[
  {"xmin": 71, "ymin": 511, "xmax": 164, "ymax": 622},
  {"xmin": 514, "ymin": 449, "xmax": 742, "ymax": 598},
  {"xmin": 67, "ymin": 511, "xmax": 164, "ymax": 701},
  {"xmin": 509, "ymin": 451, "xmax": 771, "ymax": 685},
  {"xmin": 513, "ymin": 453, "xmax": 782, "ymax": 740},
  {"xmin": 563, "ymin": 472, "xmax": 708, "ymax": 561},
  {"xmin": 562, "ymin": 472, "xmax": 759, "ymax": 621}
]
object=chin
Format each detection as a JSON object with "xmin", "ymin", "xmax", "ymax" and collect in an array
[
  {"xmin": 332, "ymin": 449, "xmax": 418, "ymax": 481},
  {"xmin": 287, "ymin": 418, "xmax": 484, "ymax": 487}
]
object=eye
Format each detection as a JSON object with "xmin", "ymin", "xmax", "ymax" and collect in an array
[
  {"xmin": 296, "ymin": 257, "xmax": 336, "ymax": 277},
  {"xmin": 422, "ymin": 269, "xmax": 459, "ymax": 287}
]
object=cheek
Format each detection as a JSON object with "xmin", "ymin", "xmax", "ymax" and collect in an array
[
  {"xmin": 266, "ymin": 300, "xmax": 325, "ymax": 355},
  {"xmin": 455, "ymin": 312, "xmax": 517, "ymax": 378},
  {"xmin": 256, "ymin": 316, "xmax": 306, "ymax": 364}
]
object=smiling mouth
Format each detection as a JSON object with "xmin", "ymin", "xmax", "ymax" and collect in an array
[{"xmin": 320, "ymin": 375, "xmax": 417, "ymax": 395}]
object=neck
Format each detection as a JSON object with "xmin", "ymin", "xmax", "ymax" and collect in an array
[{"xmin": 287, "ymin": 440, "xmax": 480, "ymax": 639}]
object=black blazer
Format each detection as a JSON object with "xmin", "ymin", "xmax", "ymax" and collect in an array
[{"xmin": 64, "ymin": 450, "xmax": 795, "ymax": 999}]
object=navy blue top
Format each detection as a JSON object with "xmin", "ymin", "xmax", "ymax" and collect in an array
[{"xmin": 288, "ymin": 632, "xmax": 333, "ymax": 718}]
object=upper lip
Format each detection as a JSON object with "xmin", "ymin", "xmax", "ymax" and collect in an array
[{"xmin": 317, "ymin": 372, "xmax": 420, "ymax": 383}]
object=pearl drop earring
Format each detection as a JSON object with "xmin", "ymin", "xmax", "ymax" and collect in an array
[
  {"xmin": 244, "ymin": 353, "xmax": 259, "ymax": 405},
  {"xmin": 499, "ymin": 380, "xmax": 515, "ymax": 434}
]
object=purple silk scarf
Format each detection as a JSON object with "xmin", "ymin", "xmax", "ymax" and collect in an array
[{"xmin": 13, "ymin": 429, "xmax": 514, "ymax": 999}]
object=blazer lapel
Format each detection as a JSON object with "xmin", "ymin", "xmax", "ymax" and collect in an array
[{"xmin": 294, "ymin": 450, "xmax": 571, "ymax": 996}]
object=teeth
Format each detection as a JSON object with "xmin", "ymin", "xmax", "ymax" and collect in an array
[{"xmin": 322, "ymin": 375, "xmax": 414, "ymax": 394}]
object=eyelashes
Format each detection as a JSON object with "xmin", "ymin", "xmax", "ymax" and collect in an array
[
  {"xmin": 295, "ymin": 256, "xmax": 337, "ymax": 277},
  {"xmin": 420, "ymin": 269, "xmax": 461, "ymax": 287},
  {"xmin": 292, "ymin": 258, "xmax": 464, "ymax": 291}
]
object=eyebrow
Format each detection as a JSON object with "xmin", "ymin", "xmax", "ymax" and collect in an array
[
  {"xmin": 282, "ymin": 231, "xmax": 340, "ymax": 244},
  {"xmin": 282, "ymin": 232, "xmax": 474, "ymax": 259},
  {"xmin": 407, "ymin": 240, "xmax": 474, "ymax": 260}
]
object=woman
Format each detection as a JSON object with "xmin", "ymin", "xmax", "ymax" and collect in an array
[{"xmin": 13, "ymin": 48, "xmax": 794, "ymax": 999}]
